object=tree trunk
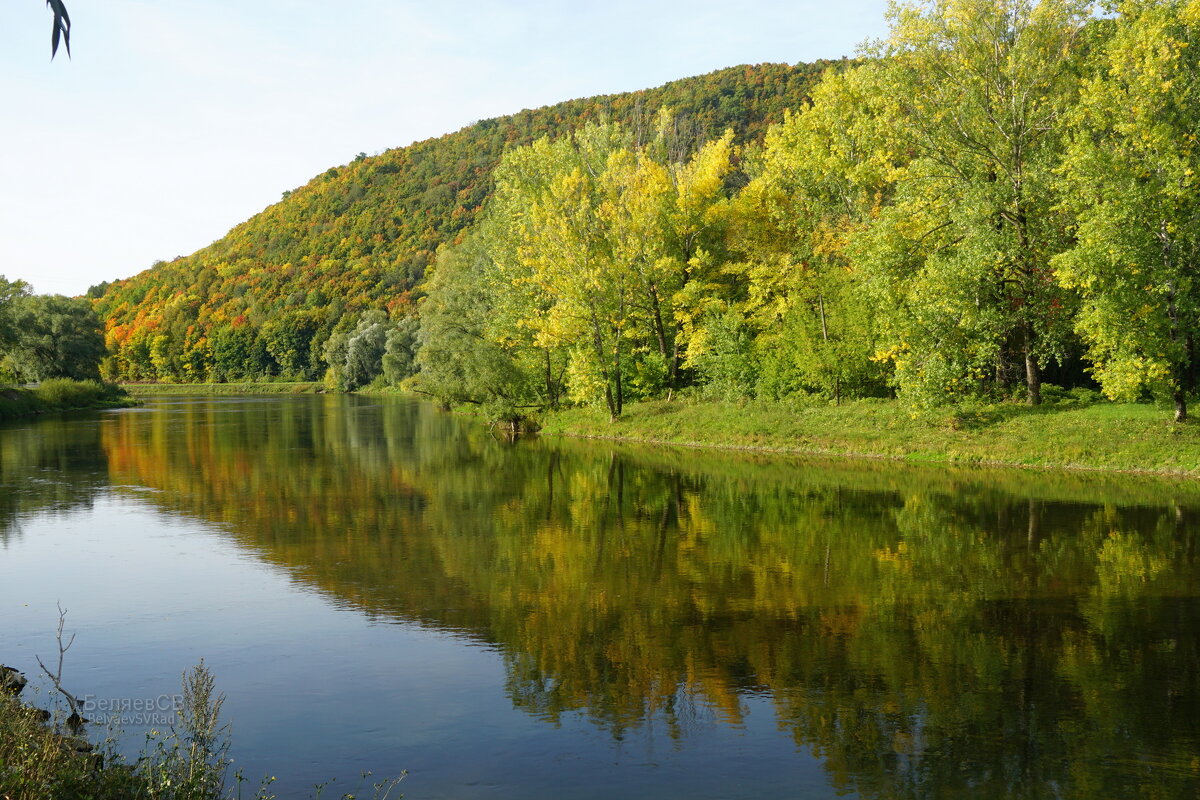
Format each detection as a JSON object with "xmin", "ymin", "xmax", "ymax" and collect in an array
[
  {"xmin": 647, "ymin": 284, "xmax": 672, "ymax": 386},
  {"xmin": 1023, "ymin": 323, "xmax": 1041, "ymax": 406},
  {"xmin": 612, "ymin": 329, "xmax": 623, "ymax": 419},
  {"xmin": 1174, "ymin": 388, "xmax": 1187, "ymax": 423},
  {"xmin": 543, "ymin": 349, "xmax": 561, "ymax": 410},
  {"xmin": 588, "ymin": 309, "xmax": 617, "ymax": 421}
]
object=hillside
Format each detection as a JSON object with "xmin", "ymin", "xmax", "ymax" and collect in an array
[{"xmin": 94, "ymin": 61, "xmax": 844, "ymax": 382}]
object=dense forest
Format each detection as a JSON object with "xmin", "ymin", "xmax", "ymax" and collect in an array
[{"xmin": 91, "ymin": 0, "xmax": 1200, "ymax": 422}]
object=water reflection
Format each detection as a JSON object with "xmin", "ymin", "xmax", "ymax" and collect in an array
[
  {"xmin": 0, "ymin": 415, "xmax": 110, "ymax": 542},
  {"xmin": 4, "ymin": 395, "xmax": 1200, "ymax": 798}
]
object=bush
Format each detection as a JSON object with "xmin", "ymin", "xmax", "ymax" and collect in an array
[
  {"xmin": 0, "ymin": 380, "xmax": 130, "ymax": 422},
  {"xmin": 34, "ymin": 379, "xmax": 107, "ymax": 407}
]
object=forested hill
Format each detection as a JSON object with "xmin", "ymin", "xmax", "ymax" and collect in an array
[{"xmin": 93, "ymin": 61, "xmax": 842, "ymax": 382}]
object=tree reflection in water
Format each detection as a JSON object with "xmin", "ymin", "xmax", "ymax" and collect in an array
[{"xmin": 4, "ymin": 395, "xmax": 1199, "ymax": 798}]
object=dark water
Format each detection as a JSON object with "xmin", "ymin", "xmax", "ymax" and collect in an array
[{"xmin": 3, "ymin": 394, "xmax": 1200, "ymax": 799}]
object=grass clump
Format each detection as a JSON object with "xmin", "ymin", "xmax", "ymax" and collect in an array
[
  {"xmin": 2, "ymin": 661, "xmax": 404, "ymax": 800},
  {"xmin": 0, "ymin": 380, "xmax": 132, "ymax": 422},
  {"xmin": 34, "ymin": 379, "xmax": 125, "ymax": 408},
  {"xmin": 1, "ymin": 691, "xmax": 137, "ymax": 800}
]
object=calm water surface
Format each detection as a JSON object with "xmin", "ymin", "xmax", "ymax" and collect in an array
[{"xmin": 2, "ymin": 395, "xmax": 1199, "ymax": 798}]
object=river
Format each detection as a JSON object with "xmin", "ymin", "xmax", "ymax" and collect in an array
[{"xmin": 2, "ymin": 394, "xmax": 1199, "ymax": 798}]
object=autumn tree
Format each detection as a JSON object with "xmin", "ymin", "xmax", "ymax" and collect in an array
[{"xmin": 478, "ymin": 119, "xmax": 735, "ymax": 420}]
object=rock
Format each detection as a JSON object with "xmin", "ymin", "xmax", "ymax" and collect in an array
[{"xmin": 0, "ymin": 665, "xmax": 27, "ymax": 695}]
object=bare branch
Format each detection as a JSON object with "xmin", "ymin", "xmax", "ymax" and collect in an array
[{"xmin": 35, "ymin": 603, "xmax": 86, "ymax": 729}]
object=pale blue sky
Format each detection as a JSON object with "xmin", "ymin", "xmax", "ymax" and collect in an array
[{"xmin": 0, "ymin": 0, "xmax": 890, "ymax": 296}]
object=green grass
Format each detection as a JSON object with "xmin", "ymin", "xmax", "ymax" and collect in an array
[
  {"xmin": 123, "ymin": 382, "xmax": 324, "ymax": 396},
  {"xmin": 538, "ymin": 395, "xmax": 1200, "ymax": 476},
  {"xmin": 0, "ymin": 692, "xmax": 140, "ymax": 800},
  {"xmin": 0, "ymin": 380, "xmax": 134, "ymax": 422}
]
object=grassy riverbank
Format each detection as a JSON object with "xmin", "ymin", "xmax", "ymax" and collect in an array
[
  {"xmin": 123, "ymin": 381, "xmax": 324, "ymax": 396},
  {"xmin": 1, "ymin": 692, "xmax": 139, "ymax": 800},
  {"xmin": 0, "ymin": 380, "xmax": 133, "ymax": 423},
  {"xmin": 539, "ymin": 394, "xmax": 1200, "ymax": 476}
]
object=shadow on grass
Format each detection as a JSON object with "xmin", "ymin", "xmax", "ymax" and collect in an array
[{"xmin": 944, "ymin": 400, "xmax": 1098, "ymax": 432}]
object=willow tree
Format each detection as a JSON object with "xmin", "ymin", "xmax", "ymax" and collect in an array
[
  {"xmin": 415, "ymin": 236, "xmax": 561, "ymax": 419},
  {"xmin": 854, "ymin": 0, "xmax": 1091, "ymax": 406},
  {"xmin": 1054, "ymin": 0, "xmax": 1200, "ymax": 421}
]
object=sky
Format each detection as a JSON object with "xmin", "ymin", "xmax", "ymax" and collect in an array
[{"xmin": 0, "ymin": 0, "xmax": 891, "ymax": 297}]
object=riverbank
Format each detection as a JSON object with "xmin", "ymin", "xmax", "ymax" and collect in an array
[
  {"xmin": 539, "ymin": 395, "xmax": 1200, "ymax": 477},
  {"xmin": 123, "ymin": 381, "xmax": 324, "ymax": 396},
  {"xmin": 0, "ymin": 380, "xmax": 134, "ymax": 423}
]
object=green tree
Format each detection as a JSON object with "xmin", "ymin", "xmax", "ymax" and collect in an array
[
  {"xmin": 415, "ymin": 236, "xmax": 561, "ymax": 420},
  {"xmin": 1054, "ymin": 0, "xmax": 1200, "ymax": 421},
  {"xmin": 262, "ymin": 311, "xmax": 324, "ymax": 379},
  {"xmin": 9, "ymin": 294, "xmax": 107, "ymax": 381},
  {"xmin": 210, "ymin": 325, "xmax": 269, "ymax": 382},
  {"xmin": 0, "ymin": 277, "xmax": 32, "ymax": 374},
  {"xmin": 382, "ymin": 315, "xmax": 419, "ymax": 385},
  {"xmin": 726, "ymin": 65, "xmax": 895, "ymax": 402},
  {"xmin": 853, "ymin": 0, "xmax": 1091, "ymax": 406}
]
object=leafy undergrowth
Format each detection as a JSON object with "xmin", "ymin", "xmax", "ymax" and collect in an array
[{"xmin": 539, "ymin": 396, "xmax": 1200, "ymax": 476}]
